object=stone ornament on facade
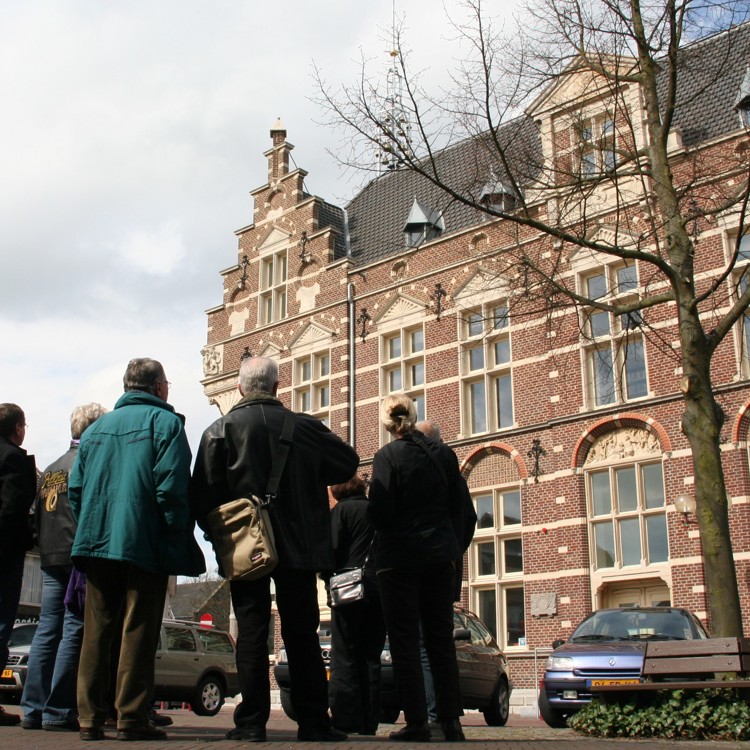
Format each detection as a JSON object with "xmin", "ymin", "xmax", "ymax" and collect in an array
[
  {"xmin": 201, "ymin": 345, "xmax": 223, "ymax": 376},
  {"xmin": 585, "ymin": 427, "xmax": 661, "ymax": 464},
  {"xmin": 531, "ymin": 592, "xmax": 557, "ymax": 617}
]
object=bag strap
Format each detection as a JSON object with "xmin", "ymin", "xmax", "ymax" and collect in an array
[
  {"xmin": 410, "ymin": 430, "xmax": 450, "ymax": 491},
  {"xmin": 262, "ymin": 413, "xmax": 296, "ymax": 505}
]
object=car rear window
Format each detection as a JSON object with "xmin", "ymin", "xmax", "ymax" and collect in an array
[{"xmin": 197, "ymin": 630, "xmax": 234, "ymax": 653}]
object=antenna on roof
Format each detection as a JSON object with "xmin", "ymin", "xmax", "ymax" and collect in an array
[{"xmin": 375, "ymin": 0, "xmax": 412, "ymax": 173}]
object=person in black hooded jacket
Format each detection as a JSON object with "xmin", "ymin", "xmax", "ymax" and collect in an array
[
  {"xmin": 327, "ymin": 473, "xmax": 386, "ymax": 736},
  {"xmin": 368, "ymin": 394, "xmax": 474, "ymax": 743},
  {"xmin": 191, "ymin": 356, "xmax": 359, "ymax": 743}
]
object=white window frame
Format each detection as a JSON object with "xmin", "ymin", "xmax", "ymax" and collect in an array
[
  {"xmin": 586, "ymin": 459, "xmax": 669, "ymax": 572},
  {"xmin": 460, "ymin": 302, "xmax": 513, "ymax": 436},
  {"xmin": 258, "ymin": 249, "xmax": 287, "ymax": 325},
  {"xmin": 580, "ymin": 262, "xmax": 648, "ymax": 408},
  {"xmin": 470, "ymin": 484, "xmax": 525, "ymax": 650},
  {"xmin": 380, "ymin": 325, "xmax": 426, "ymax": 440},
  {"xmin": 293, "ymin": 350, "xmax": 331, "ymax": 426}
]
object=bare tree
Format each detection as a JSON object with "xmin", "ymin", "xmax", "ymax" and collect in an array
[{"xmin": 317, "ymin": 0, "xmax": 750, "ymax": 636}]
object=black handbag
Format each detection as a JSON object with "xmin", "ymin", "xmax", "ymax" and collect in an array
[{"xmin": 329, "ymin": 536, "xmax": 374, "ymax": 608}]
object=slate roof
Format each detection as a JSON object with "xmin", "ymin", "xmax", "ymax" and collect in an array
[{"xmin": 340, "ymin": 22, "xmax": 750, "ymax": 269}]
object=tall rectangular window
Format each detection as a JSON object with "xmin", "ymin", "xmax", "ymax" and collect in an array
[
  {"xmin": 587, "ymin": 459, "xmax": 668, "ymax": 570},
  {"xmin": 381, "ymin": 325, "xmax": 426, "ymax": 433},
  {"xmin": 461, "ymin": 301, "xmax": 513, "ymax": 435},
  {"xmin": 293, "ymin": 351, "xmax": 331, "ymax": 426},
  {"xmin": 259, "ymin": 250, "xmax": 288, "ymax": 325},
  {"xmin": 471, "ymin": 483, "xmax": 524, "ymax": 649},
  {"xmin": 581, "ymin": 263, "xmax": 648, "ymax": 408}
]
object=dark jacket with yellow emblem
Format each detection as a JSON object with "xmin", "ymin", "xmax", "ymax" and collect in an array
[{"xmin": 35, "ymin": 442, "xmax": 79, "ymax": 569}]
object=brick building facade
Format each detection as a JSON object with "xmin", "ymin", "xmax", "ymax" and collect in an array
[{"xmin": 199, "ymin": 24, "xmax": 750, "ymax": 711}]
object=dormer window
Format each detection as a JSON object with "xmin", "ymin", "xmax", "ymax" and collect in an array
[
  {"xmin": 480, "ymin": 173, "xmax": 520, "ymax": 214},
  {"xmin": 576, "ymin": 113, "xmax": 617, "ymax": 176},
  {"xmin": 403, "ymin": 198, "xmax": 444, "ymax": 247},
  {"xmin": 735, "ymin": 67, "xmax": 750, "ymax": 128}
]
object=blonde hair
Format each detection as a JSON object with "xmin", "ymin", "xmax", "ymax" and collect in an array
[{"xmin": 380, "ymin": 394, "xmax": 417, "ymax": 437}]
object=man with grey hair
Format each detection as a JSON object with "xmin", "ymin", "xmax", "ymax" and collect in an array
[
  {"xmin": 21, "ymin": 403, "xmax": 107, "ymax": 732},
  {"xmin": 70, "ymin": 359, "xmax": 205, "ymax": 741},
  {"xmin": 0, "ymin": 403, "xmax": 36, "ymax": 727},
  {"xmin": 192, "ymin": 356, "xmax": 359, "ymax": 743}
]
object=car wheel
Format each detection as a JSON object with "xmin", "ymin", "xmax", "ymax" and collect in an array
[
  {"xmin": 482, "ymin": 677, "xmax": 510, "ymax": 726},
  {"xmin": 279, "ymin": 687, "xmax": 298, "ymax": 721},
  {"xmin": 191, "ymin": 674, "xmax": 225, "ymax": 716},
  {"xmin": 379, "ymin": 705, "xmax": 400, "ymax": 724},
  {"xmin": 538, "ymin": 691, "xmax": 570, "ymax": 728}
]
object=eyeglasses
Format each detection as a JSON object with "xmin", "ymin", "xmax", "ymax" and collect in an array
[{"xmin": 158, "ymin": 381, "xmax": 172, "ymax": 388}]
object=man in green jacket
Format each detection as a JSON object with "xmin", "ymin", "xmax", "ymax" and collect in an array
[{"xmin": 69, "ymin": 358, "xmax": 204, "ymax": 742}]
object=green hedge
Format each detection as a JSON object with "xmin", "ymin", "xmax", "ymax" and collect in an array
[{"xmin": 568, "ymin": 689, "xmax": 750, "ymax": 741}]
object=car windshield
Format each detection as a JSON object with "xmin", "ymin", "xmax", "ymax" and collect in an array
[
  {"xmin": 569, "ymin": 609, "xmax": 705, "ymax": 642},
  {"xmin": 8, "ymin": 624, "xmax": 37, "ymax": 648}
]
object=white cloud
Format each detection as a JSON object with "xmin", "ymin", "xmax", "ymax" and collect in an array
[{"xmin": 1, "ymin": 0, "xmax": 518, "ymax": 572}]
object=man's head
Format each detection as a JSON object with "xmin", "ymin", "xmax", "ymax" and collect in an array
[
  {"xmin": 238, "ymin": 357, "xmax": 279, "ymax": 397},
  {"xmin": 70, "ymin": 403, "xmax": 108, "ymax": 440},
  {"xmin": 123, "ymin": 358, "xmax": 169, "ymax": 401},
  {"xmin": 0, "ymin": 403, "xmax": 26, "ymax": 446},
  {"xmin": 416, "ymin": 420, "xmax": 442, "ymax": 443}
]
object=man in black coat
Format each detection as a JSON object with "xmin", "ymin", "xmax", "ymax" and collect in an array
[
  {"xmin": 191, "ymin": 356, "xmax": 359, "ymax": 743},
  {"xmin": 0, "ymin": 403, "xmax": 37, "ymax": 726}
]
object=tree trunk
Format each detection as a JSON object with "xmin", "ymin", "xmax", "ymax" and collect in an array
[{"xmin": 679, "ymin": 306, "xmax": 743, "ymax": 637}]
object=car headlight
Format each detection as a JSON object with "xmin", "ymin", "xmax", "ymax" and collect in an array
[{"xmin": 546, "ymin": 655, "xmax": 574, "ymax": 670}]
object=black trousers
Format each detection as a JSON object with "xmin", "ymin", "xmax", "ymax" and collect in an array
[
  {"xmin": 230, "ymin": 568, "xmax": 330, "ymax": 732},
  {"xmin": 378, "ymin": 560, "xmax": 463, "ymax": 724},
  {"xmin": 328, "ymin": 596, "xmax": 386, "ymax": 733}
]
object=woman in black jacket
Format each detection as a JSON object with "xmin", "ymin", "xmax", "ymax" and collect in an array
[
  {"xmin": 367, "ymin": 394, "xmax": 473, "ymax": 742},
  {"xmin": 328, "ymin": 474, "xmax": 386, "ymax": 736}
]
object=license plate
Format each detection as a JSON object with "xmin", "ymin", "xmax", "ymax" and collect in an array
[
  {"xmin": 1, "ymin": 669, "xmax": 12, "ymax": 679},
  {"xmin": 589, "ymin": 678, "xmax": 640, "ymax": 686}
]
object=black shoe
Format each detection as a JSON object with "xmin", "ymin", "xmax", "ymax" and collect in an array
[
  {"xmin": 441, "ymin": 718, "xmax": 465, "ymax": 742},
  {"xmin": 80, "ymin": 727, "xmax": 105, "ymax": 741},
  {"xmin": 43, "ymin": 721, "xmax": 80, "ymax": 732},
  {"xmin": 389, "ymin": 722, "xmax": 431, "ymax": 742},
  {"xmin": 149, "ymin": 712, "xmax": 173, "ymax": 728},
  {"xmin": 117, "ymin": 723, "xmax": 167, "ymax": 741},
  {"xmin": 0, "ymin": 707, "xmax": 21, "ymax": 726},
  {"xmin": 225, "ymin": 726, "xmax": 267, "ymax": 742},
  {"xmin": 20, "ymin": 718, "xmax": 42, "ymax": 730},
  {"xmin": 297, "ymin": 726, "xmax": 348, "ymax": 741}
]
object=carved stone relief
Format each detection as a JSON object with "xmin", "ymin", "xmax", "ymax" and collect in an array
[
  {"xmin": 585, "ymin": 427, "xmax": 660, "ymax": 464},
  {"xmin": 531, "ymin": 593, "xmax": 557, "ymax": 617},
  {"xmin": 201, "ymin": 345, "xmax": 223, "ymax": 376}
]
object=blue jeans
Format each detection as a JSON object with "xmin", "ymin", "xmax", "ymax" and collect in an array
[
  {"xmin": 21, "ymin": 567, "xmax": 83, "ymax": 726},
  {"xmin": 0, "ymin": 550, "xmax": 26, "ymax": 672}
]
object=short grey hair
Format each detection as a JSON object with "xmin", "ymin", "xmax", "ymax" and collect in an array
[
  {"xmin": 70, "ymin": 403, "xmax": 108, "ymax": 440},
  {"xmin": 380, "ymin": 393, "xmax": 417, "ymax": 437},
  {"xmin": 416, "ymin": 420, "xmax": 442, "ymax": 442},
  {"xmin": 123, "ymin": 358, "xmax": 166, "ymax": 395},
  {"xmin": 239, "ymin": 356, "xmax": 278, "ymax": 395}
]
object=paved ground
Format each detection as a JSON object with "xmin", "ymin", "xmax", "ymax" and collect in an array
[{"xmin": 2, "ymin": 704, "xmax": 749, "ymax": 749}]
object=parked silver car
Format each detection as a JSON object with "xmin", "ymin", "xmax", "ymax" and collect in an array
[
  {"xmin": 539, "ymin": 606, "xmax": 708, "ymax": 727},
  {"xmin": 1, "ymin": 619, "xmax": 239, "ymax": 717}
]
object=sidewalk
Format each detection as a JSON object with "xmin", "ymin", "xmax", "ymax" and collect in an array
[{"xmin": 2, "ymin": 704, "xmax": 749, "ymax": 749}]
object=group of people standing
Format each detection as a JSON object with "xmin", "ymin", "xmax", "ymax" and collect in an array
[{"xmin": 0, "ymin": 354, "xmax": 475, "ymax": 743}]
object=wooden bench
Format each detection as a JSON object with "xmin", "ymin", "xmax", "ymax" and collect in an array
[{"xmin": 592, "ymin": 637, "xmax": 750, "ymax": 695}]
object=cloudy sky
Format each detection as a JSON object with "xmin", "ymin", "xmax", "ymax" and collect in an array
[{"xmin": 1, "ymin": 0, "xmax": 519, "ymax": 566}]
